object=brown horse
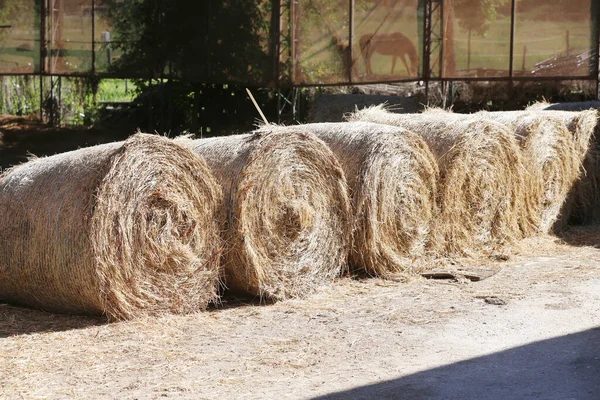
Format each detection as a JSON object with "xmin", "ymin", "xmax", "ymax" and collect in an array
[{"xmin": 359, "ymin": 32, "xmax": 419, "ymax": 76}]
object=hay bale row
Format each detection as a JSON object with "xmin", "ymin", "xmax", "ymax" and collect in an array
[
  {"xmin": 0, "ymin": 134, "xmax": 223, "ymax": 320},
  {"xmin": 349, "ymin": 106, "xmax": 528, "ymax": 256},
  {"xmin": 284, "ymin": 121, "xmax": 439, "ymax": 277},
  {"xmin": 181, "ymin": 127, "xmax": 351, "ymax": 300},
  {"xmin": 3, "ymin": 102, "xmax": 596, "ymax": 318}
]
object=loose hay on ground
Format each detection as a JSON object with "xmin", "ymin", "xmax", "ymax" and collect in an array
[
  {"xmin": 284, "ymin": 121, "xmax": 439, "ymax": 277},
  {"xmin": 349, "ymin": 106, "xmax": 528, "ymax": 256},
  {"xmin": 475, "ymin": 111, "xmax": 581, "ymax": 233},
  {"xmin": 0, "ymin": 133, "xmax": 223, "ymax": 320},
  {"xmin": 527, "ymin": 103, "xmax": 599, "ymax": 225},
  {"xmin": 181, "ymin": 128, "xmax": 351, "ymax": 300}
]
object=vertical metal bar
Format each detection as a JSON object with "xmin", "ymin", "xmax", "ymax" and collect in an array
[
  {"xmin": 290, "ymin": 0, "xmax": 297, "ymax": 84},
  {"xmin": 438, "ymin": 0, "xmax": 444, "ymax": 78},
  {"xmin": 40, "ymin": 0, "xmax": 47, "ymax": 122},
  {"xmin": 422, "ymin": 0, "xmax": 431, "ymax": 102},
  {"xmin": 58, "ymin": 75, "xmax": 61, "ymax": 125},
  {"xmin": 49, "ymin": 75, "xmax": 54, "ymax": 125},
  {"xmin": 91, "ymin": 0, "xmax": 95, "ymax": 74},
  {"xmin": 508, "ymin": 0, "xmax": 516, "ymax": 78},
  {"xmin": 595, "ymin": 0, "xmax": 600, "ymax": 99},
  {"xmin": 467, "ymin": 28, "xmax": 471, "ymax": 72},
  {"xmin": 348, "ymin": 0, "xmax": 354, "ymax": 84},
  {"xmin": 271, "ymin": 0, "xmax": 282, "ymax": 86}
]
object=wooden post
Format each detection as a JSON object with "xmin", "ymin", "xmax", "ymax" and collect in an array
[
  {"xmin": 467, "ymin": 28, "xmax": 471, "ymax": 72},
  {"xmin": 348, "ymin": 0, "xmax": 354, "ymax": 83}
]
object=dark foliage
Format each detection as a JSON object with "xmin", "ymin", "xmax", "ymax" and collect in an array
[{"xmin": 103, "ymin": 0, "xmax": 273, "ymax": 84}]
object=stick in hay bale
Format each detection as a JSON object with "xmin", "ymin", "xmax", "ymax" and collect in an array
[
  {"xmin": 180, "ymin": 127, "xmax": 352, "ymax": 300},
  {"xmin": 348, "ymin": 105, "xmax": 528, "ymax": 256},
  {"xmin": 527, "ymin": 102, "xmax": 599, "ymax": 226},
  {"xmin": 474, "ymin": 110, "xmax": 580, "ymax": 234},
  {"xmin": 0, "ymin": 133, "xmax": 223, "ymax": 320},
  {"xmin": 290, "ymin": 121, "xmax": 439, "ymax": 277}
]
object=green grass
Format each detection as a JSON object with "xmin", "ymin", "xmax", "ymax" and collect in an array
[{"xmin": 98, "ymin": 79, "xmax": 136, "ymax": 103}]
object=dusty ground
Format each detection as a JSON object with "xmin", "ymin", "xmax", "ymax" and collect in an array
[{"xmin": 1, "ymin": 226, "xmax": 599, "ymax": 400}]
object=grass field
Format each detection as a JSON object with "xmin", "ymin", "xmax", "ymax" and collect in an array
[{"xmin": 297, "ymin": 2, "xmax": 594, "ymax": 83}]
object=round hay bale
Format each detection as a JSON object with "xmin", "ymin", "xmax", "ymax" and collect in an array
[
  {"xmin": 181, "ymin": 128, "xmax": 351, "ymax": 300},
  {"xmin": 349, "ymin": 106, "xmax": 527, "ymax": 256},
  {"xmin": 475, "ymin": 111, "xmax": 580, "ymax": 233},
  {"xmin": 0, "ymin": 133, "xmax": 223, "ymax": 320},
  {"xmin": 527, "ymin": 103, "xmax": 600, "ymax": 226},
  {"xmin": 286, "ymin": 121, "xmax": 439, "ymax": 277},
  {"xmin": 308, "ymin": 94, "xmax": 421, "ymax": 123}
]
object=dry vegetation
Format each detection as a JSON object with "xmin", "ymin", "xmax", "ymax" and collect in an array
[
  {"xmin": 293, "ymin": 121, "xmax": 439, "ymax": 277},
  {"xmin": 180, "ymin": 127, "xmax": 352, "ymax": 300},
  {"xmin": 527, "ymin": 103, "xmax": 600, "ymax": 225},
  {"xmin": 475, "ymin": 111, "xmax": 581, "ymax": 232},
  {"xmin": 349, "ymin": 106, "xmax": 529, "ymax": 256},
  {"xmin": 0, "ymin": 134, "xmax": 222, "ymax": 320}
]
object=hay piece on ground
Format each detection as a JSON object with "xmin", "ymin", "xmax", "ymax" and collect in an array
[
  {"xmin": 288, "ymin": 121, "xmax": 439, "ymax": 277},
  {"xmin": 349, "ymin": 106, "xmax": 528, "ymax": 256},
  {"xmin": 0, "ymin": 133, "xmax": 223, "ymax": 320},
  {"xmin": 527, "ymin": 103, "xmax": 600, "ymax": 225},
  {"xmin": 181, "ymin": 128, "xmax": 351, "ymax": 300},
  {"xmin": 308, "ymin": 94, "xmax": 421, "ymax": 123},
  {"xmin": 475, "ymin": 111, "xmax": 580, "ymax": 233}
]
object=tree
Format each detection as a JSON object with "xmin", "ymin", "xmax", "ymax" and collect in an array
[
  {"xmin": 103, "ymin": 0, "xmax": 272, "ymax": 84},
  {"xmin": 454, "ymin": 0, "xmax": 508, "ymax": 36}
]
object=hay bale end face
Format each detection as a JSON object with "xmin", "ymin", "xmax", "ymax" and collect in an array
[
  {"xmin": 182, "ymin": 128, "xmax": 351, "ymax": 300},
  {"xmin": 475, "ymin": 111, "xmax": 581, "ymax": 233},
  {"xmin": 0, "ymin": 134, "xmax": 223, "ymax": 320},
  {"xmin": 349, "ymin": 106, "xmax": 527, "ymax": 256},
  {"xmin": 296, "ymin": 121, "xmax": 439, "ymax": 277}
]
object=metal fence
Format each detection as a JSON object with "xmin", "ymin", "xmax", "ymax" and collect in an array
[
  {"xmin": 290, "ymin": 0, "xmax": 599, "ymax": 86},
  {"xmin": 0, "ymin": 0, "xmax": 598, "ymax": 89}
]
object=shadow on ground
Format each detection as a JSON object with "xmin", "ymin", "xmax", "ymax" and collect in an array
[
  {"xmin": 315, "ymin": 327, "xmax": 600, "ymax": 400},
  {"xmin": 0, "ymin": 303, "xmax": 106, "ymax": 338},
  {"xmin": 0, "ymin": 291, "xmax": 273, "ymax": 338},
  {"xmin": 556, "ymin": 225, "xmax": 600, "ymax": 248}
]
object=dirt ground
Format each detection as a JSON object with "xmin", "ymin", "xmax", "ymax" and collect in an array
[{"xmin": 1, "ymin": 226, "xmax": 599, "ymax": 400}]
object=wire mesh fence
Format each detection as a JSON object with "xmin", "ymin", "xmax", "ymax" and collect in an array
[{"xmin": 0, "ymin": 0, "xmax": 597, "ymax": 86}]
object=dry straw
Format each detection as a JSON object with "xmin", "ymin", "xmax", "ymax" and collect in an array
[
  {"xmin": 181, "ymin": 127, "xmax": 351, "ymax": 300},
  {"xmin": 527, "ymin": 102, "xmax": 599, "ymax": 225},
  {"xmin": 475, "ymin": 110, "xmax": 581, "ymax": 233},
  {"xmin": 349, "ymin": 105, "xmax": 528, "ymax": 256},
  {"xmin": 283, "ymin": 121, "xmax": 439, "ymax": 277},
  {"xmin": 0, "ymin": 133, "xmax": 223, "ymax": 320}
]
